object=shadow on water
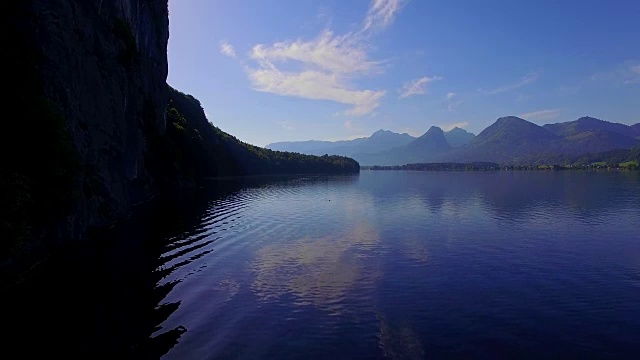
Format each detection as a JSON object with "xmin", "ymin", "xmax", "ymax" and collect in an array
[{"xmin": 3, "ymin": 174, "xmax": 338, "ymax": 358}]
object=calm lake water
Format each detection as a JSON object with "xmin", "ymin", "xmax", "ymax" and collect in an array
[{"xmin": 7, "ymin": 171, "xmax": 640, "ymax": 358}]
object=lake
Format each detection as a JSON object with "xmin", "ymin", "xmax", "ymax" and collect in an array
[{"xmin": 7, "ymin": 171, "xmax": 640, "ymax": 358}]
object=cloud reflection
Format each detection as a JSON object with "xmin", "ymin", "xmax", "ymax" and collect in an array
[{"xmin": 251, "ymin": 220, "xmax": 380, "ymax": 313}]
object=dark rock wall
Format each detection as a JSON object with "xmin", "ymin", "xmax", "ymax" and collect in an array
[{"xmin": 5, "ymin": 0, "xmax": 169, "ymax": 249}]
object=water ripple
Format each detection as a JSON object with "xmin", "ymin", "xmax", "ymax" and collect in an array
[{"xmin": 147, "ymin": 172, "xmax": 640, "ymax": 359}]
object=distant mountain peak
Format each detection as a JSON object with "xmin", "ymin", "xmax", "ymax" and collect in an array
[
  {"xmin": 447, "ymin": 126, "xmax": 472, "ymax": 134},
  {"xmin": 423, "ymin": 126, "xmax": 444, "ymax": 134},
  {"xmin": 545, "ymin": 116, "xmax": 607, "ymax": 127},
  {"xmin": 371, "ymin": 129, "xmax": 413, "ymax": 140},
  {"xmin": 496, "ymin": 116, "xmax": 528, "ymax": 124},
  {"xmin": 412, "ymin": 126, "xmax": 445, "ymax": 141},
  {"xmin": 370, "ymin": 129, "xmax": 398, "ymax": 138},
  {"xmin": 476, "ymin": 116, "xmax": 557, "ymax": 144},
  {"xmin": 493, "ymin": 116, "xmax": 547, "ymax": 131},
  {"xmin": 544, "ymin": 116, "xmax": 637, "ymax": 139},
  {"xmin": 397, "ymin": 126, "xmax": 451, "ymax": 159},
  {"xmin": 572, "ymin": 116, "xmax": 610, "ymax": 126},
  {"xmin": 444, "ymin": 126, "xmax": 475, "ymax": 147},
  {"xmin": 577, "ymin": 116, "xmax": 602, "ymax": 121}
]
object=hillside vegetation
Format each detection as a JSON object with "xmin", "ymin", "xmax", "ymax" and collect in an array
[{"xmin": 147, "ymin": 87, "xmax": 360, "ymax": 188}]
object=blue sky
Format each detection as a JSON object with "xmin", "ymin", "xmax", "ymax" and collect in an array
[{"xmin": 167, "ymin": 0, "xmax": 640, "ymax": 146}]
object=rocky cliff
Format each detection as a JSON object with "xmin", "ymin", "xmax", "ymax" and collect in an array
[
  {"xmin": 3, "ymin": 0, "xmax": 169, "ymax": 259},
  {"xmin": 1, "ymin": 0, "xmax": 358, "ymax": 267}
]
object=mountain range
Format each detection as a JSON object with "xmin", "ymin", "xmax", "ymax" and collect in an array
[
  {"xmin": 267, "ymin": 127, "xmax": 475, "ymax": 158},
  {"xmin": 268, "ymin": 117, "xmax": 640, "ymax": 166},
  {"xmin": 267, "ymin": 129, "xmax": 417, "ymax": 157}
]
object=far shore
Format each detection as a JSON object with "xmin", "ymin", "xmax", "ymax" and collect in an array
[{"xmin": 361, "ymin": 162, "xmax": 638, "ymax": 171}]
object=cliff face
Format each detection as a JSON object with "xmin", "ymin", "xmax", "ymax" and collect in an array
[
  {"xmin": 2, "ymin": 0, "xmax": 357, "ymax": 264},
  {"xmin": 3, "ymin": 0, "xmax": 169, "ymax": 256}
]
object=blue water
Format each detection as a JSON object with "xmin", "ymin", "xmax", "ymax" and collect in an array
[
  {"xmin": 151, "ymin": 171, "xmax": 640, "ymax": 359},
  {"xmin": 8, "ymin": 171, "xmax": 640, "ymax": 358}
]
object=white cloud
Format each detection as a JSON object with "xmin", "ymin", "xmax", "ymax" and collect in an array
[
  {"xmin": 248, "ymin": 66, "xmax": 385, "ymax": 115},
  {"xmin": 399, "ymin": 127, "xmax": 423, "ymax": 137},
  {"xmin": 590, "ymin": 61, "xmax": 640, "ymax": 85},
  {"xmin": 278, "ymin": 121, "xmax": 294, "ymax": 131},
  {"xmin": 245, "ymin": 1, "xmax": 406, "ymax": 115},
  {"xmin": 250, "ymin": 31, "xmax": 381, "ymax": 75},
  {"xmin": 438, "ymin": 122, "xmax": 469, "ymax": 131},
  {"xmin": 483, "ymin": 71, "xmax": 540, "ymax": 95},
  {"xmin": 445, "ymin": 92, "xmax": 461, "ymax": 111},
  {"xmin": 362, "ymin": 0, "xmax": 405, "ymax": 32},
  {"xmin": 518, "ymin": 109, "xmax": 561, "ymax": 121},
  {"xmin": 625, "ymin": 64, "xmax": 640, "ymax": 84},
  {"xmin": 220, "ymin": 41, "xmax": 236, "ymax": 58},
  {"xmin": 399, "ymin": 76, "xmax": 441, "ymax": 98}
]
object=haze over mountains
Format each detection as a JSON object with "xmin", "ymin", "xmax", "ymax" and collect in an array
[
  {"xmin": 267, "ymin": 129, "xmax": 417, "ymax": 157},
  {"xmin": 267, "ymin": 117, "xmax": 640, "ymax": 166},
  {"xmin": 267, "ymin": 127, "xmax": 475, "ymax": 158}
]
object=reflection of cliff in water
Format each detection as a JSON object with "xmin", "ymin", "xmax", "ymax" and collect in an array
[
  {"xmin": 5, "ymin": 190, "xmax": 211, "ymax": 357},
  {"xmin": 6, "ymin": 175, "xmax": 352, "ymax": 357}
]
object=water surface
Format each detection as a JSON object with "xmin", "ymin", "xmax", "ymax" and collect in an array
[
  {"xmin": 154, "ymin": 171, "xmax": 640, "ymax": 358},
  {"xmin": 8, "ymin": 171, "xmax": 640, "ymax": 358}
]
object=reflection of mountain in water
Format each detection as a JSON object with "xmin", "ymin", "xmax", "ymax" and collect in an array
[{"xmin": 358, "ymin": 171, "xmax": 637, "ymax": 223}]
